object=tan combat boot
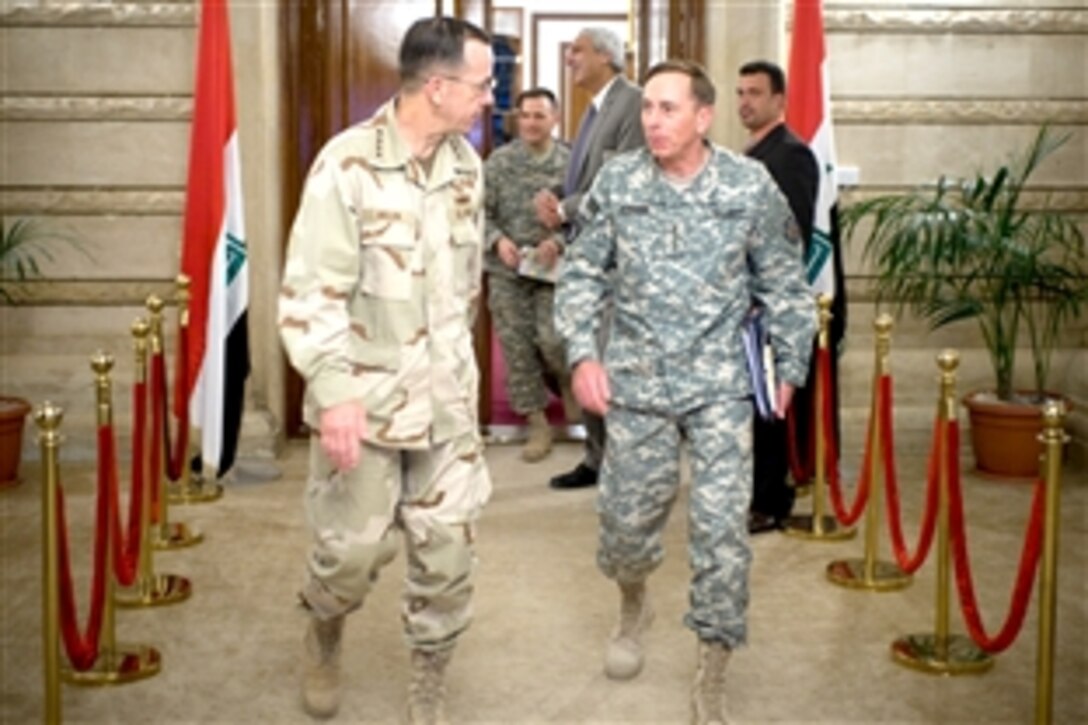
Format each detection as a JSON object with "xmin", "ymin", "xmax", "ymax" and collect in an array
[
  {"xmin": 604, "ymin": 580, "xmax": 654, "ymax": 680},
  {"xmin": 405, "ymin": 648, "xmax": 453, "ymax": 725},
  {"xmin": 521, "ymin": 410, "xmax": 553, "ymax": 462},
  {"xmin": 690, "ymin": 639, "xmax": 732, "ymax": 725},
  {"xmin": 301, "ymin": 615, "xmax": 344, "ymax": 718}
]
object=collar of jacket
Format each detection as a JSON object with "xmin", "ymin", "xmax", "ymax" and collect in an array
[{"xmin": 363, "ymin": 100, "xmax": 478, "ymax": 190}]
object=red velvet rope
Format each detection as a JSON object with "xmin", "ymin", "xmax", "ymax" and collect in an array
[
  {"xmin": 108, "ymin": 381, "xmax": 147, "ymax": 586},
  {"xmin": 883, "ymin": 392, "xmax": 941, "ymax": 574},
  {"xmin": 946, "ymin": 420, "xmax": 1045, "ymax": 653},
  {"xmin": 172, "ymin": 314, "xmax": 191, "ymax": 427},
  {"xmin": 103, "ymin": 426, "xmax": 136, "ymax": 587},
  {"xmin": 149, "ymin": 354, "xmax": 165, "ymax": 524},
  {"xmin": 158, "ymin": 322, "xmax": 190, "ymax": 482},
  {"xmin": 822, "ymin": 350, "xmax": 872, "ymax": 526},
  {"xmin": 55, "ymin": 472, "xmax": 108, "ymax": 671}
]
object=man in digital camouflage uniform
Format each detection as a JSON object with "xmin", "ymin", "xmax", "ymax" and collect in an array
[
  {"xmin": 555, "ymin": 60, "xmax": 816, "ymax": 724},
  {"xmin": 484, "ymin": 87, "xmax": 571, "ymax": 463},
  {"xmin": 278, "ymin": 17, "xmax": 493, "ymax": 724}
]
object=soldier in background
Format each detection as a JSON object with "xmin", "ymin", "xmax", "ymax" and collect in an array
[
  {"xmin": 278, "ymin": 17, "xmax": 493, "ymax": 724},
  {"xmin": 555, "ymin": 60, "xmax": 816, "ymax": 724},
  {"xmin": 484, "ymin": 87, "xmax": 572, "ymax": 462}
]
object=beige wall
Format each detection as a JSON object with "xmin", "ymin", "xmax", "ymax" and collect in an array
[
  {"xmin": 2, "ymin": 1, "xmax": 1086, "ymax": 467},
  {"xmin": 0, "ymin": 1, "xmax": 283, "ymax": 462}
]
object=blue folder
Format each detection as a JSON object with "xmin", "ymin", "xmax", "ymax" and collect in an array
[{"xmin": 741, "ymin": 307, "xmax": 777, "ymax": 421}]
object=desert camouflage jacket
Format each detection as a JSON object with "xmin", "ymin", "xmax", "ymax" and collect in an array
[{"xmin": 279, "ymin": 101, "xmax": 484, "ymax": 448}]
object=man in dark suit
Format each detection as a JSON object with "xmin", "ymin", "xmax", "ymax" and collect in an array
[
  {"xmin": 737, "ymin": 60, "xmax": 819, "ymax": 531},
  {"xmin": 535, "ymin": 26, "xmax": 644, "ymax": 489}
]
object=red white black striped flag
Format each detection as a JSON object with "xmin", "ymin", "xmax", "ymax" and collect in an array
[
  {"xmin": 179, "ymin": 0, "xmax": 249, "ymax": 477},
  {"xmin": 786, "ymin": 0, "xmax": 840, "ymax": 300}
]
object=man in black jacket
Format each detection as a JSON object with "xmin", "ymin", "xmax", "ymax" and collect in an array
[{"xmin": 736, "ymin": 60, "xmax": 819, "ymax": 532}]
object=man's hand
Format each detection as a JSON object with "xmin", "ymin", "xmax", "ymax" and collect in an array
[
  {"xmin": 775, "ymin": 383, "xmax": 796, "ymax": 420},
  {"xmin": 495, "ymin": 237, "xmax": 520, "ymax": 270},
  {"xmin": 533, "ymin": 189, "xmax": 562, "ymax": 229},
  {"xmin": 319, "ymin": 401, "xmax": 367, "ymax": 471},
  {"xmin": 572, "ymin": 360, "xmax": 611, "ymax": 416},
  {"xmin": 536, "ymin": 237, "xmax": 560, "ymax": 270}
]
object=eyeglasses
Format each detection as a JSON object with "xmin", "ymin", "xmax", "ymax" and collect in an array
[{"xmin": 440, "ymin": 74, "xmax": 497, "ymax": 94}]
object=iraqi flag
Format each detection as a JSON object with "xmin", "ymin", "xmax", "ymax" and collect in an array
[
  {"xmin": 786, "ymin": 0, "xmax": 847, "ymax": 347},
  {"xmin": 179, "ymin": 0, "xmax": 249, "ymax": 477}
]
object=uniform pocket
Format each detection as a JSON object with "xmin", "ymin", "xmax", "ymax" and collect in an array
[
  {"xmin": 359, "ymin": 221, "xmax": 415, "ymax": 300},
  {"xmin": 449, "ymin": 220, "xmax": 481, "ymax": 296}
]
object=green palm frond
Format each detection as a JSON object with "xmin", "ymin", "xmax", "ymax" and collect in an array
[
  {"xmin": 842, "ymin": 125, "xmax": 1087, "ymax": 401},
  {"xmin": 0, "ymin": 217, "xmax": 92, "ymax": 304}
]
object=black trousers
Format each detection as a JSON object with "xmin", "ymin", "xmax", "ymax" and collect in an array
[{"xmin": 751, "ymin": 415, "xmax": 796, "ymax": 520}]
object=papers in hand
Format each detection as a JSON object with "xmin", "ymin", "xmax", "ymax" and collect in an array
[
  {"xmin": 741, "ymin": 307, "xmax": 777, "ymax": 421},
  {"xmin": 517, "ymin": 247, "xmax": 561, "ymax": 284}
]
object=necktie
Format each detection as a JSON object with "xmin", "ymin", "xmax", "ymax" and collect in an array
[{"xmin": 563, "ymin": 103, "xmax": 598, "ymax": 197}]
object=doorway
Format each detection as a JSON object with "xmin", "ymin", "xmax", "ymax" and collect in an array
[{"xmin": 279, "ymin": 0, "xmax": 691, "ymax": 436}]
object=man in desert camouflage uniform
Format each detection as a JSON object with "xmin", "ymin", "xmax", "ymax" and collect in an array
[
  {"xmin": 555, "ymin": 60, "xmax": 816, "ymax": 724},
  {"xmin": 484, "ymin": 87, "xmax": 571, "ymax": 463},
  {"xmin": 278, "ymin": 17, "xmax": 493, "ymax": 724}
]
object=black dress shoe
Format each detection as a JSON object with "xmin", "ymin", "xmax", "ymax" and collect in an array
[
  {"xmin": 747, "ymin": 511, "xmax": 781, "ymax": 535},
  {"xmin": 549, "ymin": 463, "xmax": 598, "ymax": 489}
]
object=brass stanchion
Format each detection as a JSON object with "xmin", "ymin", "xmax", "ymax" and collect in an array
[
  {"xmin": 115, "ymin": 319, "xmax": 192, "ymax": 608},
  {"xmin": 784, "ymin": 295, "xmax": 855, "ymax": 541},
  {"xmin": 827, "ymin": 315, "xmax": 911, "ymax": 590},
  {"xmin": 1035, "ymin": 401, "xmax": 1067, "ymax": 724},
  {"xmin": 167, "ymin": 275, "xmax": 223, "ymax": 505},
  {"xmin": 891, "ymin": 351, "xmax": 993, "ymax": 674},
  {"xmin": 62, "ymin": 353, "xmax": 161, "ymax": 685},
  {"xmin": 145, "ymin": 295, "xmax": 203, "ymax": 549},
  {"xmin": 37, "ymin": 402, "xmax": 63, "ymax": 724}
]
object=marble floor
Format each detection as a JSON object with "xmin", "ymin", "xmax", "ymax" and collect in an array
[{"xmin": 1, "ymin": 429, "xmax": 1085, "ymax": 724}]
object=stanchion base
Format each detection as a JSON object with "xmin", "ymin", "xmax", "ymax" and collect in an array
[
  {"xmin": 151, "ymin": 521, "xmax": 203, "ymax": 550},
  {"xmin": 891, "ymin": 633, "xmax": 994, "ymax": 675},
  {"xmin": 782, "ymin": 514, "xmax": 856, "ymax": 541},
  {"xmin": 115, "ymin": 574, "xmax": 192, "ymax": 608},
  {"xmin": 827, "ymin": 558, "xmax": 912, "ymax": 591},
  {"xmin": 167, "ymin": 479, "xmax": 223, "ymax": 505},
  {"xmin": 61, "ymin": 643, "xmax": 162, "ymax": 686}
]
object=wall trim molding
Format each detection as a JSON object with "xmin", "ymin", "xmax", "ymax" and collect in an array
[
  {"xmin": 834, "ymin": 97, "xmax": 1088, "ymax": 126},
  {"xmin": 0, "ymin": 279, "xmax": 176, "ymax": 306},
  {"xmin": 0, "ymin": 2, "xmax": 195, "ymax": 27},
  {"xmin": 0, "ymin": 94, "xmax": 192, "ymax": 122},
  {"xmin": 824, "ymin": 6, "xmax": 1087, "ymax": 35},
  {"xmin": 0, "ymin": 188, "xmax": 184, "ymax": 215}
]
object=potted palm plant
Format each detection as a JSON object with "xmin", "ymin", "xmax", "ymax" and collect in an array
[
  {"xmin": 842, "ymin": 126, "xmax": 1087, "ymax": 478},
  {"xmin": 1, "ymin": 217, "xmax": 87, "ymax": 487}
]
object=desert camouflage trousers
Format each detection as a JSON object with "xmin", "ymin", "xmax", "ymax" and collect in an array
[
  {"xmin": 300, "ymin": 432, "xmax": 491, "ymax": 651},
  {"xmin": 487, "ymin": 273, "xmax": 566, "ymax": 415},
  {"xmin": 596, "ymin": 397, "xmax": 754, "ymax": 648}
]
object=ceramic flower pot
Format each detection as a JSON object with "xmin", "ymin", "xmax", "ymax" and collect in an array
[
  {"xmin": 0, "ymin": 396, "xmax": 32, "ymax": 488},
  {"xmin": 962, "ymin": 391, "xmax": 1070, "ymax": 480}
]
